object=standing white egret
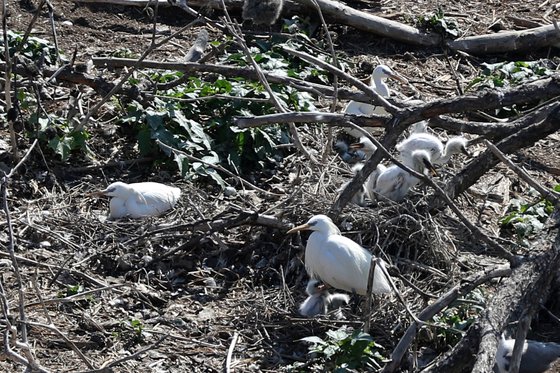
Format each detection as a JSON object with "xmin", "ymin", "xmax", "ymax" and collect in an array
[
  {"xmin": 373, "ymin": 149, "xmax": 437, "ymax": 202},
  {"xmin": 344, "ymin": 65, "xmax": 407, "ymax": 138},
  {"xmin": 495, "ymin": 335, "xmax": 560, "ymax": 373},
  {"xmin": 287, "ymin": 215, "xmax": 392, "ymax": 296},
  {"xmin": 91, "ymin": 181, "xmax": 181, "ymax": 219},
  {"xmin": 299, "ymin": 279, "xmax": 350, "ymax": 317},
  {"xmin": 397, "ymin": 133, "xmax": 470, "ymax": 165}
]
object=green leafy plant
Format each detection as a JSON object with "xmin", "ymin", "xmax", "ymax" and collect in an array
[
  {"xmin": 428, "ymin": 288, "xmax": 485, "ymax": 350},
  {"xmin": 466, "ymin": 60, "xmax": 554, "ymax": 117},
  {"xmin": 2, "ymin": 30, "xmax": 61, "ymax": 65},
  {"xmin": 129, "ymin": 319, "xmax": 144, "ymax": 337},
  {"xmin": 418, "ymin": 8, "xmax": 460, "ymax": 38},
  {"xmin": 63, "ymin": 284, "xmax": 84, "ymax": 297},
  {"xmin": 467, "ymin": 60, "xmax": 553, "ymax": 91},
  {"xmin": 29, "ymin": 113, "xmax": 91, "ymax": 161},
  {"xmin": 300, "ymin": 326, "xmax": 386, "ymax": 371},
  {"xmin": 500, "ymin": 187, "xmax": 558, "ymax": 241}
]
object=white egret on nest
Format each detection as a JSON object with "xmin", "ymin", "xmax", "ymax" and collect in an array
[
  {"xmin": 299, "ymin": 279, "xmax": 350, "ymax": 317},
  {"xmin": 396, "ymin": 133, "xmax": 470, "ymax": 165},
  {"xmin": 90, "ymin": 181, "xmax": 181, "ymax": 219},
  {"xmin": 287, "ymin": 215, "xmax": 392, "ymax": 296},
  {"xmin": 495, "ymin": 335, "xmax": 560, "ymax": 373},
  {"xmin": 373, "ymin": 149, "xmax": 437, "ymax": 202},
  {"xmin": 344, "ymin": 65, "xmax": 407, "ymax": 138}
]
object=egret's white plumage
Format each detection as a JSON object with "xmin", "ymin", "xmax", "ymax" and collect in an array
[
  {"xmin": 344, "ymin": 65, "xmax": 407, "ymax": 137},
  {"xmin": 299, "ymin": 279, "xmax": 350, "ymax": 317},
  {"xmin": 396, "ymin": 132, "xmax": 444, "ymax": 164},
  {"xmin": 94, "ymin": 181, "xmax": 181, "ymax": 219},
  {"xmin": 397, "ymin": 133, "xmax": 470, "ymax": 165},
  {"xmin": 495, "ymin": 335, "xmax": 560, "ymax": 373},
  {"xmin": 287, "ymin": 215, "xmax": 392, "ymax": 296},
  {"xmin": 339, "ymin": 163, "xmax": 369, "ymax": 206},
  {"xmin": 373, "ymin": 149, "xmax": 436, "ymax": 202},
  {"xmin": 349, "ymin": 136, "xmax": 377, "ymax": 158}
]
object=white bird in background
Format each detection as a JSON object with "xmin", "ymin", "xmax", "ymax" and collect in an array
[
  {"xmin": 349, "ymin": 136, "xmax": 377, "ymax": 158},
  {"xmin": 373, "ymin": 149, "xmax": 437, "ymax": 202},
  {"xmin": 91, "ymin": 181, "xmax": 181, "ymax": 219},
  {"xmin": 299, "ymin": 279, "xmax": 350, "ymax": 317},
  {"xmin": 344, "ymin": 64, "xmax": 407, "ymax": 138},
  {"xmin": 396, "ymin": 133, "xmax": 470, "ymax": 165},
  {"xmin": 494, "ymin": 335, "xmax": 560, "ymax": 373},
  {"xmin": 287, "ymin": 215, "xmax": 392, "ymax": 296}
]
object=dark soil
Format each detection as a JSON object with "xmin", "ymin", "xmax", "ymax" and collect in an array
[{"xmin": 1, "ymin": 0, "xmax": 560, "ymax": 372}]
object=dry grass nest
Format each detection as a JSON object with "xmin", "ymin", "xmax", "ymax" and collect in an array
[{"xmin": 0, "ymin": 133, "xmax": 490, "ymax": 371}]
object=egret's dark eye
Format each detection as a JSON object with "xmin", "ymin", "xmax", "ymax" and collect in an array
[
  {"xmin": 308, "ymin": 221, "xmax": 317, "ymax": 226},
  {"xmin": 107, "ymin": 187, "xmax": 116, "ymax": 193}
]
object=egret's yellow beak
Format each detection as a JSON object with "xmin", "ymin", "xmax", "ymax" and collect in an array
[
  {"xmin": 461, "ymin": 146, "xmax": 471, "ymax": 157},
  {"xmin": 423, "ymin": 160, "xmax": 438, "ymax": 177},
  {"xmin": 87, "ymin": 189, "xmax": 108, "ymax": 198},
  {"xmin": 349, "ymin": 142, "xmax": 364, "ymax": 150},
  {"xmin": 287, "ymin": 223, "xmax": 311, "ymax": 234},
  {"xmin": 388, "ymin": 71, "xmax": 408, "ymax": 84}
]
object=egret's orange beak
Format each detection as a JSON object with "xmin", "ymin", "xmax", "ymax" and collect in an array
[
  {"xmin": 287, "ymin": 223, "xmax": 311, "ymax": 234},
  {"xmin": 87, "ymin": 189, "xmax": 108, "ymax": 198},
  {"xmin": 388, "ymin": 71, "xmax": 408, "ymax": 84},
  {"xmin": 349, "ymin": 142, "xmax": 365, "ymax": 150}
]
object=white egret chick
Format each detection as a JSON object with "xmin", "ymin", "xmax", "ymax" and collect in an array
[
  {"xmin": 397, "ymin": 133, "xmax": 470, "ymax": 165},
  {"xmin": 91, "ymin": 181, "xmax": 181, "ymax": 219},
  {"xmin": 334, "ymin": 140, "xmax": 366, "ymax": 164},
  {"xmin": 338, "ymin": 163, "xmax": 369, "ymax": 206},
  {"xmin": 299, "ymin": 279, "xmax": 350, "ymax": 317},
  {"xmin": 396, "ymin": 132, "xmax": 444, "ymax": 164},
  {"xmin": 344, "ymin": 65, "xmax": 407, "ymax": 137},
  {"xmin": 438, "ymin": 136, "xmax": 471, "ymax": 164},
  {"xmin": 349, "ymin": 136, "xmax": 377, "ymax": 158},
  {"xmin": 374, "ymin": 149, "xmax": 437, "ymax": 202},
  {"xmin": 495, "ymin": 335, "xmax": 560, "ymax": 373},
  {"xmin": 287, "ymin": 215, "xmax": 392, "ymax": 296}
]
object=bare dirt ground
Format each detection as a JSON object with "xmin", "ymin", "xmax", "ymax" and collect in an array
[{"xmin": 2, "ymin": 0, "xmax": 560, "ymax": 372}]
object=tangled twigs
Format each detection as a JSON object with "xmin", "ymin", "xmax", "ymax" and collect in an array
[
  {"xmin": 156, "ymin": 139, "xmax": 281, "ymax": 196},
  {"xmin": 382, "ymin": 264, "xmax": 511, "ymax": 373},
  {"xmin": 77, "ymin": 11, "xmax": 203, "ymax": 129},
  {"xmin": 78, "ymin": 334, "xmax": 169, "ymax": 373},
  {"xmin": 1, "ymin": 139, "xmax": 46, "ymax": 371},
  {"xmin": 219, "ymin": 0, "xmax": 317, "ymax": 164},
  {"xmin": 484, "ymin": 139, "xmax": 560, "ymax": 205}
]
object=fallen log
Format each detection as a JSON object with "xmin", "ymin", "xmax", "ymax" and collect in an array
[
  {"xmin": 421, "ymin": 218, "xmax": 560, "ymax": 373},
  {"xmin": 74, "ymin": 0, "xmax": 560, "ymax": 52}
]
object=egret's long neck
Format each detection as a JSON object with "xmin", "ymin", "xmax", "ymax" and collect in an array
[{"xmin": 372, "ymin": 77, "xmax": 390, "ymax": 97}]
